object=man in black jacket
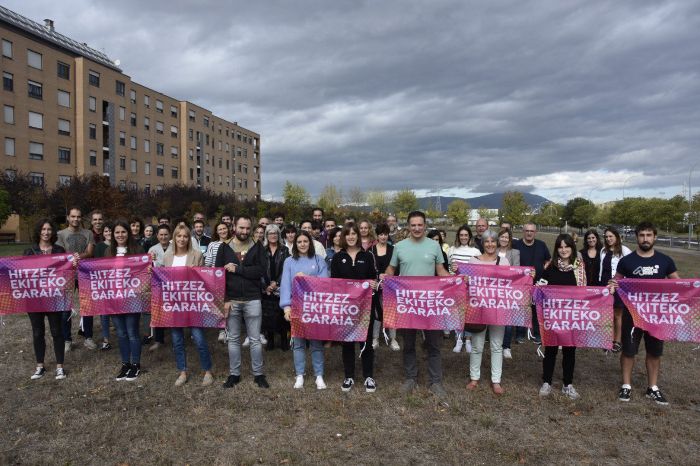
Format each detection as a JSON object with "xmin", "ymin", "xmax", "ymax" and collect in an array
[{"xmin": 216, "ymin": 215, "xmax": 270, "ymax": 388}]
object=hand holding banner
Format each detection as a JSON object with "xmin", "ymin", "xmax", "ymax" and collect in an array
[
  {"xmin": 0, "ymin": 254, "xmax": 75, "ymax": 314},
  {"xmin": 290, "ymin": 276, "xmax": 372, "ymax": 342},
  {"xmin": 457, "ymin": 263, "xmax": 533, "ymax": 327},
  {"xmin": 617, "ymin": 278, "xmax": 700, "ymax": 343},
  {"xmin": 382, "ymin": 276, "xmax": 467, "ymax": 330},
  {"xmin": 78, "ymin": 254, "xmax": 151, "ymax": 316},
  {"xmin": 534, "ymin": 285, "xmax": 613, "ymax": 349},
  {"xmin": 150, "ymin": 267, "xmax": 226, "ymax": 328}
]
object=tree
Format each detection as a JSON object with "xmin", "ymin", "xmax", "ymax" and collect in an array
[
  {"xmin": 563, "ymin": 197, "xmax": 597, "ymax": 229},
  {"xmin": 317, "ymin": 185, "xmax": 343, "ymax": 215},
  {"xmin": 446, "ymin": 199, "xmax": 470, "ymax": 225},
  {"xmin": 477, "ymin": 206, "xmax": 492, "ymax": 223},
  {"xmin": 500, "ymin": 191, "xmax": 529, "ymax": 226},
  {"xmin": 392, "ymin": 189, "xmax": 418, "ymax": 217},
  {"xmin": 0, "ymin": 187, "xmax": 11, "ymax": 227},
  {"xmin": 532, "ymin": 202, "xmax": 563, "ymax": 227},
  {"xmin": 347, "ymin": 186, "xmax": 366, "ymax": 206},
  {"xmin": 425, "ymin": 208, "xmax": 442, "ymax": 223},
  {"xmin": 282, "ymin": 181, "xmax": 310, "ymax": 221},
  {"xmin": 366, "ymin": 190, "xmax": 391, "ymax": 214}
]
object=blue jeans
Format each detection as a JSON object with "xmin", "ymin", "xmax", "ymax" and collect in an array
[
  {"xmin": 292, "ymin": 338, "xmax": 325, "ymax": 376},
  {"xmin": 171, "ymin": 327, "xmax": 212, "ymax": 372},
  {"xmin": 503, "ymin": 326, "xmax": 528, "ymax": 349},
  {"xmin": 112, "ymin": 313, "xmax": 141, "ymax": 364},
  {"xmin": 100, "ymin": 315, "xmax": 111, "ymax": 340},
  {"xmin": 226, "ymin": 300, "xmax": 264, "ymax": 376}
]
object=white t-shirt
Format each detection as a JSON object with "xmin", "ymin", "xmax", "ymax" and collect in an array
[
  {"xmin": 116, "ymin": 246, "xmax": 127, "ymax": 257},
  {"xmin": 172, "ymin": 255, "xmax": 187, "ymax": 267}
]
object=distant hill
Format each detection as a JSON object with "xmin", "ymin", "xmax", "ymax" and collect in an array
[{"xmin": 418, "ymin": 192, "xmax": 551, "ymax": 212}]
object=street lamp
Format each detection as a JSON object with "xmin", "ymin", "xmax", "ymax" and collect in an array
[{"xmin": 689, "ymin": 163, "xmax": 699, "ymax": 249}]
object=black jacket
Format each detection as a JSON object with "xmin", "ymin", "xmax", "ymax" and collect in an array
[
  {"xmin": 264, "ymin": 244, "xmax": 290, "ymax": 285},
  {"xmin": 215, "ymin": 241, "xmax": 267, "ymax": 301},
  {"xmin": 24, "ymin": 244, "xmax": 66, "ymax": 256},
  {"xmin": 330, "ymin": 249, "xmax": 378, "ymax": 280}
]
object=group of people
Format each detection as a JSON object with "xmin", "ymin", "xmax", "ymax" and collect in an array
[{"xmin": 21, "ymin": 206, "xmax": 680, "ymax": 406}]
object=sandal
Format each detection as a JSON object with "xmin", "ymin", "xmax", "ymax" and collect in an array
[
  {"xmin": 492, "ymin": 383, "xmax": 504, "ymax": 395},
  {"xmin": 466, "ymin": 380, "xmax": 479, "ymax": 390}
]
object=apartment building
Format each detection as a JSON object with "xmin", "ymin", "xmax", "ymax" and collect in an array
[{"xmin": 0, "ymin": 5, "xmax": 261, "ymax": 201}]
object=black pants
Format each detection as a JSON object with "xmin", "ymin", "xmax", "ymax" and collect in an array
[
  {"xmin": 28, "ymin": 312, "xmax": 65, "ymax": 364},
  {"xmin": 542, "ymin": 346, "xmax": 576, "ymax": 385},
  {"xmin": 342, "ymin": 314, "xmax": 375, "ymax": 379}
]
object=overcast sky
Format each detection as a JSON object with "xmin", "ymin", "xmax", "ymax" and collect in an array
[{"xmin": 6, "ymin": 0, "xmax": 700, "ymax": 203}]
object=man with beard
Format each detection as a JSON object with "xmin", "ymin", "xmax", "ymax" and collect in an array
[
  {"xmin": 216, "ymin": 215, "xmax": 269, "ymax": 389},
  {"xmin": 612, "ymin": 221, "xmax": 679, "ymax": 405}
]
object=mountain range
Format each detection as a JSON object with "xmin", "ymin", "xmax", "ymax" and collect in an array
[{"xmin": 417, "ymin": 192, "xmax": 551, "ymax": 212}]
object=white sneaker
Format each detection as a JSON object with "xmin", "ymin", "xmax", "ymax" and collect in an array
[
  {"xmin": 372, "ymin": 338, "xmax": 379, "ymax": 350},
  {"xmin": 452, "ymin": 338, "xmax": 463, "ymax": 353},
  {"xmin": 217, "ymin": 330, "xmax": 226, "ymax": 343},
  {"xmin": 242, "ymin": 337, "xmax": 250, "ymax": 348},
  {"xmin": 562, "ymin": 384, "xmax": 580, "ymax": 400},
  {"xmin": 390, "ymin": 339, "xmax": 400, "ymax": 351},
  {"xmin": 464, "ymin": 339, "xmax": 472, "ymax": 353},
  {"xmin": 294, "ymin": 375, "xmax": 304, "ymax": 389},
  {"xmin": 503, "ymin": 348, "xmax": 512, "ymax": 359},
  {"xmin": 30, "ymin": 367, "xmax": 46, "ymax": 380},
  {"xmin": 64, "ymin": 341, "xmax": 72, "ymax": 353},
  {"xmin": 84, "ymin": 338, "xmax": 97, "ymax": 350},
  {"xmin": 539, "ymin": 382, "xmax": 552, "ymax": 397},
  {"xmin": 315, "ymin": 376, "xmax": 327, "ymax": 390},
  {"xmin": 260, "ymin": 334, "xmax": 268, "ymax": 345},
  {"xmin": 149, "ymin": 342, "xmax": 162, "ymax": 352},
  {"xmin": 55, "ymin": 367, "xmax": 66, "ymax": 380}
]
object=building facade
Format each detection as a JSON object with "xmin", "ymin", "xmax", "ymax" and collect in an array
[{"xmin": 0, "ymin": 6, "xmax": 260, "ymax": 201}]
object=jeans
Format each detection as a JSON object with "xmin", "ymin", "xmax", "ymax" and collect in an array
[
  {"xmin": 470, "ymin": 325, "xmax": 505, "ymax": 383},
  {"xmin": 28, "ymin": 312, "xmax": 64, "ymax": 364},
  {"xmin": 401, "ymin": 329, "xmax": 443, "ymax": 384},
  {"xmin": 171, "ymin": 327, "xmax": 212, "ymax": 372},
  {"xmin": 100, "ymin": 315, "xmax": 111, "ymax": 340},
  {"xmin": 293, "ymin": 338, "xmax": 325, "ymax": 376},
  {"xmin": 112, "ymin": 313, "xmax": 141, "ymax": 364},
  {"xmin": 226, "ymin": 300, "xmax": 264, "ymax": 376}
]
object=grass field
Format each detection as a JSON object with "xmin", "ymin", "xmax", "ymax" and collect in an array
[{"xmin": 1, "ymin": 240, "xmax": 699, "ymax": 464}]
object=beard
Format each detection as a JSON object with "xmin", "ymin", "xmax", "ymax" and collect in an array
[
  {"xmin": 638, "ymin": 241, "xmax": 653, "ymax": 251},
  {"xmin": 236, "ymin": 232, "xmax": 249, "ymax": 242}
]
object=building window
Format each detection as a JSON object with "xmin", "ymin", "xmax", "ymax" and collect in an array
[
  {"xmin": 156, "ymin": 164, "xmax": 164, "ymax": 177},
  {"xmin": 1, "ymin": 39, "xmax": 12, "ymax": 58},
  {"xmin": 144, "ymin": 117, "xmax": 150, "ymax": 130},
  {"xmin": 156, "ymin": 143, "xmax": 164, "ymax": 155},
  {"xmin": 27, "ymin": 50, "xmax": 42, "ymax": 69},
  {"xmin": 156, "ymin": 121, "xmax": 164, "ymax": 134},
  {"xmin": 118, "ymin": 180, "xmax": 126, "ymax": 191},
  {"xmin": 29, "ymin": 172, "xmax": 44, "ymax": 186},
  {"xmin": 29, "ymin": 142, "xmax": 44, "ymax": 160},
  {"xmin": 226, "ymin": 159, "xmax": 230, "ymax": 170},
  {"xmin": 144, "ymin": 95, "xmax": 150, "ymax": 108},
  {"xmin": 188, "ymin": 110, "xmax": 195, "ymax": 122},
  {"xmin": 58, "ymin": 90, "xmax": 70, "ymax": 107},
  {"xmin": 190, "ymin": 168, "xmax": 194, "ymax": 180},
  {"xmin": 89, "ymin": 150, "xmax": 97, "ymax": 166},
  {"xmin": 4, "ymin": 138, "xmax": 15, "ymax": 156},
  {"xmin": 171, "ymin": 167, "xmax": 178, "ymax": 179},
  {"xmin": 170, "ymin": 146, "xmax": 178, "ymax": 157},
  {"xmin": 88, "ymin": 123, "xmax": 97, "ymax": 139},
  {"xmin": 156, "ymin": 99, "xmax": 163, "ymax": 113},
  {"xmin": 170, "ymin": 105, "xmax": 177, "ymax": 118},
  {"xmin": 188, "ymin": 129, "xmax": 193, "ymax": 141},
  {"xmin": 130, "ymin": 136, "xmax": 137, "ymax": 149},
  {"xmin": 119, "ymin": 106, "xmax": 125, "ymax": 121},
  {"xmin": 170, "ymin": 125, "xmax": 178, "ymax": 137},
  {"xmin": 130, "ymin": 89, "xmax": 136, "ymax": 103},
  {"xmin": 144, "ymin": 139, "xmax": 150, "ymax": 153},
  {"xmin": 188, "ymin": 149, "xmax": 193, "ymax": 160},
  {"xmin": 116, "ymin": 80, "xmax": 125, "ymax": 96},
  {"xmin": 58, "ymin": 147, "xmax": 71, "ymax": 164},
  {"xmin": 218, "ymin": 175, "xmax": 222, "ymax": 185},
  {"xmin": 144, "ymin": 162, "xmax": 150, "ymax": 175},
  {"xmin": 130, "ymin": 159, "xmax": 137, "ymax": 173},
  {"xmin": 218, "ymin": 158, "xmax": 222, "ymax": 169},
  {"xmin": 57, "ymin": 61, "xmax": 70, "ymax": 79},
  {"xmin": 2, "ymin": 72, "xmax": 12, "ymax": 91},
  {"xmin": 205, "ymin": 134, "xmax": 209, "ymax": 145},
  {"xmin": 130, "ymin": 113, "xmax": 136, "ymax": 127},
  {"xmin": 119, "ymin": 157, "xmax": 126, "ymax": 170},
  {"xmin": 28, "ymin": 80, "xmax": 42, "ymax": 99},
  {"xmin": 58, "ymin": 119, "xmax": 70, "ymax": 136},
  {"xmin": 119, "ymin": 131, "xmax": 126, "ymax": 146},
  {"xmin": 28, "ymin": 111, "xmax": 43, "ymax": 129},
  {"xmin": 59, "ymin": 175, "xmax": 71, "ymax": 186},
  {"xmin": 3, "ymin": 105, "xmax": 14, "ymax": 124},
  {"xmin": 88, "ymin": 96, "xmax": 96, "ymax": 112},
  {"xmin": 89, "ymin": 70, "xmax": 100, "ymax": 87}
]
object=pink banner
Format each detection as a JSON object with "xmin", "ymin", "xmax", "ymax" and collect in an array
[
  {"xmin": 617, "ymin": 278, "xmax": 700, "ymax": 343},
  {"xmin": 150, "ymin": 267, "xmax": 226, "ymax": 328},
  {"xmin": 382, "ymin": 276, "xmax": 467, "ymax": 330},
  {"xmin": 290, "ymin": 276, "xmax": 372, "ymax": 342},
  {"xmin": 534, "ymin": 286, "xmax": 614, "ymax": 349},
  {"xmin": 0, "ymin": 254, "xmax": 75, "ymax": 315},
  {"xmin": 458, "ymin": 263, "xmax": 533, "ymax": 327},
  {"xmin": 78, "ymin": 255, "xmax": 151, "ymax": 316}
]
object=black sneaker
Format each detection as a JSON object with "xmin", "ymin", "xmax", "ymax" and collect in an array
[
  {"xmin": 115, "ymin": 363, "xmax": 131, "ymax": 381},
  {"xmin": 618, "ymin": 386, "xmax": 631, "ymax": 402},
  {"xmin": 646, "ymin": 387, "xmax": 669, "ymax": 405},
  {"xmin": 30, "ymin": 367, "xmax": 46, "ymax": 380},
  {"xmin": 77, "ymin": 328, "xmax": 85, "ymax": 337},
  {"xmin": 100, "ymin": 342, "xmax": 112, "ymax": 351},
  {"xmin": 142, "ymin": 335, "xmax": 153, "ymax": 345},
  {"xmin": 223, "ymin": 374, "xmax": 241, "ymax": 388},
  {"xmin": 125, "ymin": 364, "xmax": 141, "ymax": 381},
  {"xmin": 364, "ymin": 377, "xmax": 377, "ymax": 393},
  {"xmin": 254, "ymin": 375, "xmax": 270, "ymax": 388},
  {"xmin": 341, "ymin": 378, "xmax": 354, "ymax": 392}
]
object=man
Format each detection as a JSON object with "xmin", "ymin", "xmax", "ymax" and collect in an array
[
  {"xmin": 500, "ymin": 221, "xmax": 517, "ymax": 241},
  {"xmin": 158, "ymin": 214, "xmax": 170, "ymax": 226},
  {"xmin": 344, "ymin": 215, "xmax": 357, "ymax": 226},
  {"xmin": 613, "ymin": 222, "xmax": 679, "ymax": 405},
  {"xmin": 258, "ymin": 217, "xmax": 270, "ymax": 228},
  {"xmin": 191, "ymin": 219, "xmax": 211, "ymax": 254},
  {"xmin": 216, "ymin": 215, "xmax": 269, "ymax": 389},
  {"xmin": 310, "ymin": 220, "xmax": 322, "ymax": 241},
  {"xmin": 193, "ymin": 212, "xmax": 212, "ymax": 236},
  {"xmin": 312, "ymin": 207, "xmax": 324, "ymax": 223},
  {"xmin": 473, "ymin": 218, "xmax": 489, "ymax": 252},
  {"xmin": 273, "ymin": 213, "xmax": 285, "ymax": 228},
  {"xmin": 56, "ymin": 207, "xmax": 95, "ymax": 351},
  {"xmin": 513, "ymin": 223, "xmax": 550, "ymax": 344},
  {"xmin": 384, "ymin": 211, "xmax": 451, "ymax": 400},
  {"xmin": 299, "ymin": 220, "xmax": 327, "ymax": 258},
  {"xmin": 89, "ymin": 209, "xmax": 104, "ymax": 244},
  {"xmin": 221, "ymin": 213, "xmax": 233, "ymax": 228},
  {"xmin": 321, "ymin": 218, "xmax": 337, "ymax": 247},
  {"xmin": 387, "ymin": 215, "xmax": 400, "ymax": 244}
]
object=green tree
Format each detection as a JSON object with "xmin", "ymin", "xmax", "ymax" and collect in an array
[
  {"xmin": 0, "ymin": 187, "xmax": 11, "ymax": 227},
  {"xmin": 446, "ymin": 199, "xmax": 470, "ymax": 226},
  {"xmin": 392, "ymin": 189, "xmax": 418, "ymax": 217},
  {"xmin": 283, "ymin": 181, "xmax": 310, "ymax": 222},
  {"xmin": 317, "ymin": 185, "xmax": 343, "ymax": 216},
  {"xmin": 563, "ymin": 197, "xmax": 597, "ymax": 229},
  {"xmin": 532, "ymin": 202, "xmax": 563, "ymax": 227},
  {"xmin": 366, "ymin": 190, "xmax": 391, "ymax": 214},
  {"xmin": 500, "ymin": 191, "xmax": 529, "ymax": 226}
]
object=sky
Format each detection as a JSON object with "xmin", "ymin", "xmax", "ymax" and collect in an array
[{"xmin": 5, "ymin": 0, "xmax": 700, "ymax": 204}]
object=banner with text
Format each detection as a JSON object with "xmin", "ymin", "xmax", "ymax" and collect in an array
[
  {"xmin": 382, "ymin": 276, "xmax": 467, "ymax": 330},
  {"xmin": 617, "ymin": 278, "xmax": 700, "ymax": 343},
  {"xmin": 534, "ymin": 285, "xmax": 613, "ymax": 349},
  {"xmin": 78, "ymin": 255, "xmax": 151, "ymax": 316},
  {"xmin": 0, "ymin": 254, "xmax": 75, "ymax": 315},
  {"xmin": 457, "ymin": 263, "xmax": 534, "ymax": 327},
  {"xmin": 150, "ymin": 267, "xmax": 226, "ymax": 328},
  {"xmin": 290, "ymin": 276, "xmax": 372, "ymax": 342}
]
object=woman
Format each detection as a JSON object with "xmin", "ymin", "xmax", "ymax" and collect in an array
[
  {"xmin": 438, "ymin": 229, "xmax": 450, "ymax": 254},
  {"xmin": 358, "ymin": 220, "xmax": 375, "ymax": 251},
  {"xmin": 280, "ymin": 231, "xmax": 329, "ymax": 390},
  {"xmin": 93, "ymin": 222, "xmax": 114, "ymax": 351},
  {"xmin": 204, "ymin": 222, "xmax": 232, "ymax": 267},
  {"xmin": 253, "ymin": 225, "xmax": 266, "ymax": 244},
  {"xmin": 262, "ymin": 224, "xmax": 290, "ymax": 351},
  {"xmin": 141, "ymin": 224, "xmax": 155, "ymax": 250},
  {"xmin": 466, "ymin": 230, "xmax": 509, "ymax": 395},
  {"xmin": 447, "ymin": 225, "xmax": 481, "ymax": 271},
  {"xmin": 538, "ymin": 234, "xmax": 586, "ymax": 400},
  {"xmin": 599, "ymin": 227, "xmax": 632, "ymax": 353},
  {"xmin": 369, "ymin": 223, "xmax": 399, "ymax": 351},
  {"xmin": 129, "ymin": 217, "xmax": 144, "ymax": 247},
  {"xmin": 324, "ymin": 226, "xmax": 342, "ymax": 269},
  {"xmin": 163, "ymin": 223, "xmax": 213, "ymax": 386},
  {"xmin": 498, "ymin": 228, "xmax": 520, "ymax": 360},
  {"xmin": 581, "ymin": 229, "xmax": 602, "ymax": 286},
  {"xmin": 25, "ymin": 219, "xmax": 67, "ymax": 380},
  {"xmin": 282, "ymin": 224, "xmax": 297, "ymax": 253},
  {"xmin": 427, "ymin": 230, "xmax": 449, "ymax": 271},
  {"xmin": 331, "ymin": 224, "xmax": 379, "ymax": 393}
]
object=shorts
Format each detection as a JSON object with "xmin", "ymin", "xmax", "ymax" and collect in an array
[{"xmin": 621, "ymin": 308, "xmax": 663, "ymax": 357}]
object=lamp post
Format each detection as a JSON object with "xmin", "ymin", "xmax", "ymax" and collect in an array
[{"xmin": 689, "ymin": 163, "xmax": 698, "ymax": 249}]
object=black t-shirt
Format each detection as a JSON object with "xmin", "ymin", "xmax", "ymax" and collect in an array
[
  {"xmin": 513, "ymin": 239, "xmax": 551, "ymax": 281},
  {"xmin": 542, "ymin": 266, "xmax": 577, "ymax": 286},
  {"xmin": 615, "ymin": 251, "xmax": 677, "ymax": 279}
]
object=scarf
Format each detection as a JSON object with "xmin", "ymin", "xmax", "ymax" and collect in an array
[{"xmin": 556, "ymin": 257, "xmax": 587, "ymax": 287}]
